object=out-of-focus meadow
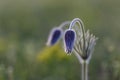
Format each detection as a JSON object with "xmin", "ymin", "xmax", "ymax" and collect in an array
[{"xmin": 0, "ymin": 0, "xmax": 120, "ymax": 80}]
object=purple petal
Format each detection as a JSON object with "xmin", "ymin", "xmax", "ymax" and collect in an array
[
  {"xmin": 46, "ymin": 28, "xmax": 62, "ymax": 46},
  {"xmin": 64, "ymin": 29, "xmax": 76, "ymax": 53}
]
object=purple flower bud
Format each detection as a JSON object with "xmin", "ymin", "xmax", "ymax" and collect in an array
[
  {"xmin": 64, "ymin": 29, "xmax": 76, "ymax": 53},
  {"xmin": 46, "ymin": 28, "xmax": 62, "ymax": 46}
]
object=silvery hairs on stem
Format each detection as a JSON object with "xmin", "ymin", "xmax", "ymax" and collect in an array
[{"xmin": 46, "ymin": 18, "xmax": 97, "ymax": 63}]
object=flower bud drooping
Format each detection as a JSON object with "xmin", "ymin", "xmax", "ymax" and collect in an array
[
  {"xmin": 46, "ymin": 28, "xmax": 62, "ymax": 46},
  {"xmin": 64, "ymin": 29, "xmax": 76, "ymax": 54}
]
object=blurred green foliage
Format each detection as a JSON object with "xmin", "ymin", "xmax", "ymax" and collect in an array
[
  {"xmin": 36, "ymin": 44, "xmax": 79, "ymax": 80},
  {"xmin": 0, "ymin": 0, "xmax": 120, "ymax": 80}
]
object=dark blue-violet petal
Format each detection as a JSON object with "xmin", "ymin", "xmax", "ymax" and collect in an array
[
  {"xmin": 64, "ymin": 29, "xmax": 76, "ymax": 53},
  {"xmin": 46, "ymin": 28, "xmax": 62, "ymax": 46}
]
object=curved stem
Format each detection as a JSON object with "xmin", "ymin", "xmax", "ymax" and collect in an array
[
  {"xmin": 59, "ymin": 21, "xmax": 71, "ymax": 29},
  {"xmin": 69, "ymin": 18, "xmax": 86, "ymax": 56},
  {"xmin": 82, "ymin": 61, "xmax": 88, "ymax": 80}
]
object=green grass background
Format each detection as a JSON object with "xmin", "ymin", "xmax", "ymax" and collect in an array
[{"xmin": 0, "ymin": 0, "xmax": 120, "ymax": 80}]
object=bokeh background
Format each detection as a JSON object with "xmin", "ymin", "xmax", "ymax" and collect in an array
[{"xmin": 0, "ymin": 0, "xmax": 120, "ymax": 80}]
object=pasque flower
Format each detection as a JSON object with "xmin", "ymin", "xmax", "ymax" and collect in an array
[
  {"xmin": 64, "ymin": 29, "xmax": 76, "ymax": 54},
  {"xmin": 67, "ymin": 18, "xmax": 97, "ymax": 80},
  {"xmin": 46, "ymin": 18, "xmax": 98, "ymax": 80},
  {"xmin": 46, "ymin": 21, "xmax": 70, "ymax": 46},
  {"xmin": 46, "ymin": 28, "xmax": 62, "ymax": 46},
  {"xmin": 67, "ymin": 18, "xmax": 98, "ymax": 62}
]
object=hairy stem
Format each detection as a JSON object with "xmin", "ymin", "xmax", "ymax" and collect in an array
[
  {"xmin": 73, "ymin": 51, "xmax": 89, "ymax": 80},
  {"xmin": 81, "ymin": 61, "xmax": 88, "ymax": 80},
  {"xmin": 59, "ymin": 21, "xmax": 70, "ymax": 29}
]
